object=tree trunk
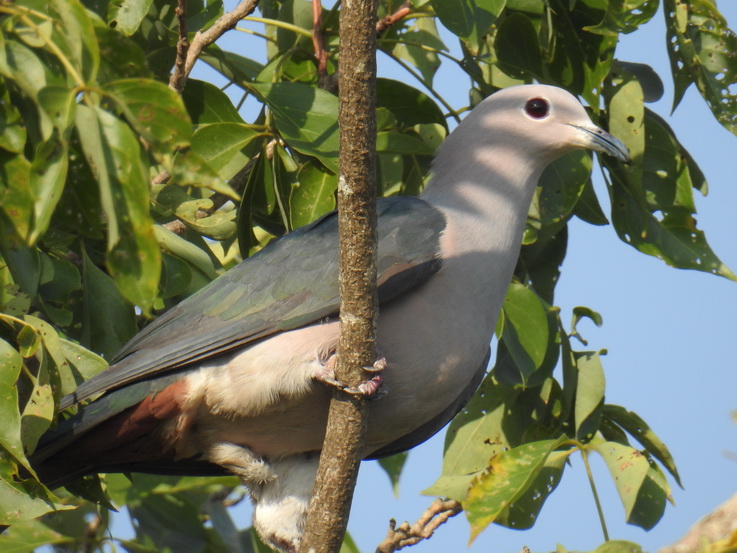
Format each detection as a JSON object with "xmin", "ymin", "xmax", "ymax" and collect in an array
[{"xmin": 298, "ymin": 1, "xmax": 379, "ymax": 552}]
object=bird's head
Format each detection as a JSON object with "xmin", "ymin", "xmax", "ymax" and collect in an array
[{"xmin": 467, "ymin": 84, "xmax": 630, "ymax": 164}]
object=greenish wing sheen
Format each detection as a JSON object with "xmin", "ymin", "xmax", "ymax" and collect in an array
[{"xmin": 61, "ymin": 197, "xmax": 446, "ymax": 409}]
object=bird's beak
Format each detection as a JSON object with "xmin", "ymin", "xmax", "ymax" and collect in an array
[{"xmin": 567, "ymin": 123, "xmax": 630, "ymax": 163}]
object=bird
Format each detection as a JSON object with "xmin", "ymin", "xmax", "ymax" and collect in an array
[{"xmin": 30, "ymin": 84, "xmax": 629, "ymax": 552}]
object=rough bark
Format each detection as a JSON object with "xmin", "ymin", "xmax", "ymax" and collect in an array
[
  {"xmin": 375, "ymin": 499, "xmax": 462, "ymax": 553},
  {"xmin": 660, "ymin": 492, "xmax": 737, "ymax": 553},
  {"xmin": 298, "ymin": 1, "xmax": 379, "ymax": 552}
]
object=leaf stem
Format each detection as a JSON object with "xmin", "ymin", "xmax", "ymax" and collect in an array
[
  {"xmin": 16, "ymin": 12, "xmax": 85, "ymax": 87},
  {"xmin": 242, "ymin": 16, "xmax": 313, "ymax": 39},
  {"xmin": 581, "ymin": 447, "xmax": 610, "ymax": 541}
]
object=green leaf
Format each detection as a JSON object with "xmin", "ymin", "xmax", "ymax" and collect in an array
[
  {"xmin": 584, "ymin": 0, "xmax": 659, "ymax": 36},
  {"xmin": 603, "ymin": 404, "xmax": 681, "ymax": 487},
  {"xmin": 387, "ymin": 18, "xmax": 445, "ymax": 86},
  {"xmin": 573, "ymin": 178, "xmax": 609, "ymax": 226},
  {"xmin": 538, "ymin": 151, "xmax": 593, "ymax": 225},
  {"xmin": 431, "ymin": 0, "xmax": 505, "ymax": 48},
  {"xmin": 188, "ymin": 122, "xmax": 258, "ymax": 178},
  {"xmin": 570, "ymin": 306, "xmax": 603, "ymax": 345},
  {"xmin": 424, "ymin": 377, "xmax": 521, "ymax": 500},
  {"xmin": 495, "ymin": 12, "xmax": 543, "ymax": 81},
  {"xmin": 154, "ymin": 225, "xmax": 219, "ymax": 281},
  {"xmin": 0, "ymin": 457, "xmax": 72, "ymax": 525},
  {"xmin": 95, "ymin": 26, "xmax": 153, "ymax": 81},
  {"xmin": 377, "ymin": 79, "xmax": 447, "ymax": 128},
  {"xmin": 251, "ymin": 82, "xmax": 339, "ymax": 173},
  {"xmin": 59, "ymin": 338, "xmax": 108, "ymax": 383},
  {"xmin": 49, "ymin": 0, "xmax": 100, "ymax": 83},
  {"xmin": 591, "ymin": 439, "xmax": 668, "ymax": 529},
  {"xmin": 497, "ymin": 283, "xmax": 549, "ymax": 383},
  {"xmin": 377, "ymin": 452, "xmax": 408, "ymax": 498},
  {"xmin": 340, "ymin": 532, "xmax": 361, "ymax": 553},
  {"xmin": 23, "ymin": 316, "xmax": 67, "ymax": 376},
  {"xmin": 81, "ymin": 249, "xmax": 137, "ymax": 361},
  {"xmin": 128, "ymin": 493, "xmax": 209, "ymax": 553},
  {"xmin": 465, "ymin": 437, "xmax": 567, "ymax": 540},
  {"xmin": 492, "ymin": 449, "xmax": 569, "ymax": 529},
  {"xmin": 594, "ymin": 541, "xmax": 644, "ymax": 553},
  {"xmin": 0, "ymin": 339, "xmax": 28, "ymax": 470},
  {"xmin": 106, "ymin": 78, "xmax": 192, "ymax": 166},
  {"xmin": 0, "ymin": 80, "xmax": 27, "ymax": 153},
  {"xmin": 182, "ymin": 79, "xmax": 246, "ymax": 125},
  {"xmin": 606, "ymin": 65, "xmax": 645, "ymax": 181},
  {"xmin": 200, "ymin": 47, "xmax": 264, "ymax": 89},
  {"xmin": 75, "ymin": 104, "xmax": 161, "ymax": 310},
  {"xmin": 573, "ymin": 350, "xmax": 605, "ymax": 441},
  {"xmin": 607, "ymin": 109, "xmax": 735, "ymax": 280},
  {"xmin": 205, "ymin": 495, "xmax": 244, "ymax": 553},
  {"xmin": 107, "ymin": 0, "xmax": 156, "ymax": 35},
  {"xmin": 290, "ymin": 163, "xmax": 337, "ymax": 229},
  {"xmin": 665, "ymin": 0, "xmax": 737, "ymax": 134},
  {"xmin": 613, "ymin": 60, "xmax": 664, "ymax": 103},
  {"xmin": 28, "ymin": 137, "xmax": 68, "ymax": 244},
  {"xmin": 0, "ymin": 154, "xmax": 34, "ymax": 242},
  {"xmin": 376, "ymin": 131, "xmax": 435, "ymax": 155},
  {"xmin": 0, "ymin": 519, "xmax": 73, "ymax": 552}
]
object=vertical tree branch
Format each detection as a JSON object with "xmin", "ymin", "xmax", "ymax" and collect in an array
[
  {"xmin": 311, "ymin": 0, "xmax": 328, "ymax": 77},
  {"xmin": 169, "ymin": 0, "xmax": 190, "ymax": 92},
  {"xmin": 298, "ymin": 0, "xmax": 379, "ymax": 552}
]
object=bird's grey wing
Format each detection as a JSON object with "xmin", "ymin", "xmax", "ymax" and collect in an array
[{"xmin": 62, "ymin": 196, "xmax": 446, "ymax": 409}]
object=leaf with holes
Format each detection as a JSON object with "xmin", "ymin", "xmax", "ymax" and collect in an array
[
  {"xmin": 664, "ymin": 0, "xmax": 737, "ymax": 134},
  {"xmin": 606, "ymin": 109, "xmax": 735, "ymax": 280},
  {"xmin": 492, "ymin": 449, "xmax": 570, "ymax": 530},
  {"xmin": 584, "ymin": 0, "xmax": 659, "ymax": 36},
  {"xmin": 465, "ymin": 437, "xmax": 568, "ymax": 540},
  {"xmin": 591, "ymin": 439, "xmax": 670, "ymax": 529},
  {"xmin": 603, "ymin": 404, "xmax": 681, "ymax": 486},
  {"xmin": 423, "ymin": 377, "xmax": 521, "ymax": 501}
]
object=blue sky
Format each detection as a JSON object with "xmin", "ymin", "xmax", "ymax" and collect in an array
[{"xmin": 104, "ymin": 3, "xmax": 737, "ymax": 552}]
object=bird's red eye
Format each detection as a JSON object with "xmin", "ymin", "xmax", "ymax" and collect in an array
[{"xmin": 525, "ymin": 98, "xmax": 549, "ymax": 119}]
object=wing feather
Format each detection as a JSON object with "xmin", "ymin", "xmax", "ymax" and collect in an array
[{"xmin": 61, "ymin": 197, "xmax": 446, "ymax": 410}]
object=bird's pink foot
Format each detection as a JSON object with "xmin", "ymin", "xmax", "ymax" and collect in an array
[{"xmin": 314, "ymin": 354, "xmax": 387, "ymax": 398}]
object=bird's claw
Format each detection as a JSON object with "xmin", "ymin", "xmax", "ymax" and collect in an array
[
  {"xmin": 364, "ymin": 356, "xmax": 387, "ymax": 373},
  {"xmin": 314, "ymin": 355, "xmax": 387, "ymax": 399}
]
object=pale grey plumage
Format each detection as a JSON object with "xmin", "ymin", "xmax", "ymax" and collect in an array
[{"xmin": 189, "ymin": 85, "xmax": 627, "ymax": 550}]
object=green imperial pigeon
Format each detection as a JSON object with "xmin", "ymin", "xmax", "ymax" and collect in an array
[{"xmin": 31, "ymin": 85, "xmax": 629, "ymax": 552}]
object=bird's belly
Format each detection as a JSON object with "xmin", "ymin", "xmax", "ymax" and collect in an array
[{"xmin": 182, "ymin": 277, "xmax": 495, "ymax": 461}]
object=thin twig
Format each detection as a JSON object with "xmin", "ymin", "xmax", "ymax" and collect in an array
[
  {"xmin": 169, "ymin": 0, "xmax": 190, "ymax": 92},
  {"xmin": 375, "ymin": 1, "xmax": 410, "ymax": 33},
  {"xmin": 375, "ymin": 499, "xmax": 462, "ymax": 553},
  {"xmin": 312, "ymin": 0, "xmax": 328, "ymax": 77},
  {"xmin": 170, "ymin": 0, "xmax": 261, "ymax": 92}
]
